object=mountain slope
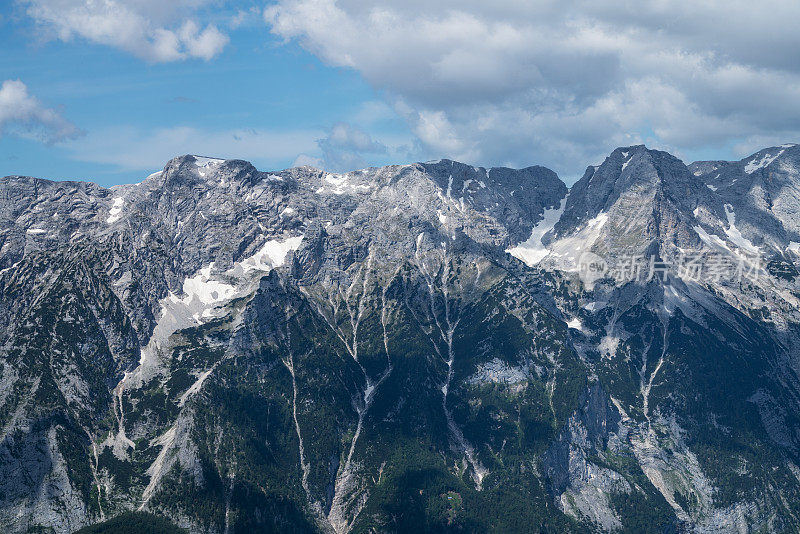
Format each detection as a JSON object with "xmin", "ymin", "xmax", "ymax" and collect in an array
[
  {"xmin": 691, "ymin": 143, "xmax": 800, "ymax": 252},
  {"xmin": 1, "ymin": 147, "xmax": 799, "ymax": 533}
]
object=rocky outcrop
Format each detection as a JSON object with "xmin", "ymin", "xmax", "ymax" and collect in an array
[{"xmin": 1, "ymin": 145, "xmax": 799, "ymax": 533}]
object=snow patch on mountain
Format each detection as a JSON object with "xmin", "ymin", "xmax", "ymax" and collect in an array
[
  {"xmin": 744, "ymin": 150, "xmax": 784, "ymax": 174},
  {"xmin": 566, "ymin": 317, "xmax": 583, "ymax": 331},
  {"xmin": 237, "ymin": 235, "xmax": 304, "ymax": 275},
  {"xmin": 194, "ymin": 156, "xmax": 225, "ymax": 177},
  {"xmin": 544, "ymin": 210, "xmax": 608, "ymax": 272},
  {"xmin": 694, "ymin": 225, "xmax": 732, "ymax": 253},
  {"xmin": 106, "ymin": 197, "xmax": 124, "ymax": 224},
  {"xmin": 586, "ymin": 212, "xmax": 609, "ymax": 230},
  {"xmin": 583, "ymin": 301, "xmax": 606, "ymax": 312},
  {"xmin": 132, "ymin": 234, "xmax": 304, "ymax": 383},
  {"xmin": 507, "ymin": 197, "xmax": 566, "ymax": 266},
  {"xmin": 621, "ymin": 155, "xmax": 633, "ymax": 172},
  {"xmin": 169, "ymin": 235, "xmax": 302, "ymax": 324},
  {"xmin": 599, "ymin": 334, "xmax": 620, "ymax": 359},
  {"xmin": 723, "ymin": 204, "xmax": 760, "ymax": 253},
  {"xmin": 316, "ymin": 172, "xmax": 372, "ymax": 196},
  {"xmin": 193, "ymin": 156, "xmax": 225, "ymax": 167},
  {"xmin": 181, "ymin": 265, "xmax": 237, "ymax": 311},
  {"xmin": 324, "ymin": 173, "xmax": 348, "ymax": 194}
]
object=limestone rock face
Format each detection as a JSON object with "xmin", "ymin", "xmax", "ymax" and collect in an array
[{"xmin": 1, "ymin": 146, "xmax": 800, "ymax": 533}]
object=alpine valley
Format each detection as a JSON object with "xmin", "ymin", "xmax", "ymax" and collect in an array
[{"xmin": 2, "ymin": 143, "xmax": 800, "ymax": 533}]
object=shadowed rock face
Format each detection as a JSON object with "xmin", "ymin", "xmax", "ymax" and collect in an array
[{"xmin": 1, "ymin": 146, "xmax": 800, "ymax": 533}]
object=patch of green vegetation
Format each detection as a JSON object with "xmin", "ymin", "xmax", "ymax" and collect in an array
[
  {"xmin": 443, "ymin": 491, "xmax": 463, "ymax": 525},
  {"xmin": 72, "ymin": 512, "xmax": 186, "ymax": 534}
]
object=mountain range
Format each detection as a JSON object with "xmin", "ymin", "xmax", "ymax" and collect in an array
[{"xmin": 1, "ymin": 143, "xmax": 800, "ymax": 533}]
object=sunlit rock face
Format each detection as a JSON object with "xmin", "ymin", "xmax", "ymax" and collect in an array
[{"xmin": 1, "ymin": 145, "xmax": 800, "ymax": 533}]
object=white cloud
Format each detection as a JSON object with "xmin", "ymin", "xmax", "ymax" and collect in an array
[
  {"xmin": 22, "ymin": 0, "xmax": 229, "ymax": 62},
  {"xmin": 65, "ymin": 125, "xmax": 322, "ymax": 172},
  {"xmin": 228, "ymin": 6, "xmax": 263, "ymax": 30},
  {"xmin": 265, "ymin": 0, "xmax": 800, "ymax": 178},
  {"xmin": 291, "ymin": 153, "xmax": 323, "ymax": 168},
  {"xmin": 290, "ymin": 122, "xmax": 390, "ymax": 172},
  {"xmin": 317, "ymin": 122, "xmax": 387, "ymax": 172},
  {"xmin": 0, "ymin": 79, "xmax": 81, "ymax": 143},
  {"xmin": 351, "ymin": 100, "xmax": 398, "ymax": 126}
]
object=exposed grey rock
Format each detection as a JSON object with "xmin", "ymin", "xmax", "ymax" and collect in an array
[{"xmin": 1, "ymin": 144, "xmax": 800, "ymax": 533}]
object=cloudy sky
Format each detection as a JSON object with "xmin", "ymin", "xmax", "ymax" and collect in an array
[{"xmin": 2, "ymin": 0, "xmax": 799, "ymax": 186}]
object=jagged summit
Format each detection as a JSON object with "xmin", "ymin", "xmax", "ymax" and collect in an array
[
  {"xmin": 145, "ymin": 154, "xmax": 263, "ymax": 189},
  {"xmin": 531, "ymin": 145, "xmax": 722, "ymax": 273},
  {"xmin": 554, "ymin": 145, "xmax": 715, "ymax": 238},
  {"xmin": 691, "ymin": 142, "xmax": 799, "ymax": 180},
  {"xmin": 5, "ymin": 143, "xmax": 796, "ymax": 280},
  {"xmin": 2, "ymin": 142, "xmax": 800, "ymax": 533},
  {"xmin": 0, "ymin": 152, "xmax": 568, "ymax": 278},
  {"xmin": 691, "ymin": 143, "xmax": 800, "ymax": 249}
]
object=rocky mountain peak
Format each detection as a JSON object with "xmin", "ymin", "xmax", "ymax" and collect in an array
[
  {"xmin": 415, "ymin": 159, "xmax": 567, "ymax": 237},
  {"xmin": 554, "ymin": 145, "xmax": 713, "ymax": 239},
  {"xmin": 3, "ymin": 143, "xmax": 800, "ymax": 533},
  {"xmin": 691, "ymin": 143, "xmax": 800, "ymax": 249},
  {"xmin": 145, "ymin": 155, "xmax": 264, "ymax": 191}
]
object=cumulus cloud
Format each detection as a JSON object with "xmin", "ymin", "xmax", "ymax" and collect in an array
[
  {"xmin": 290, "ymin": 120, "xmax": 415, "ymax": 172},
  {"xmin": 21, "ymin": 0, "xmax": 229, "ymax": 62},
  {"xmin": 316, "ymin": 122, "xmax": 387, "ymax": 172},
  {"xmin": 266, "ymin": 0, "xmax": 800, "ymax": 178},
  {"xmin": 0, "ymin": 79, "xmax": 81, "ymax": 143}
]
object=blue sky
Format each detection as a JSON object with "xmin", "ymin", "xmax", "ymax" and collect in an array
[
  {"xmin": 2, "ymin": 0, "xmax": 800, "ymax": 186},
  {"xmin": 0, "ymin": 4, "xmax": 414, "ymax": 186}
]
